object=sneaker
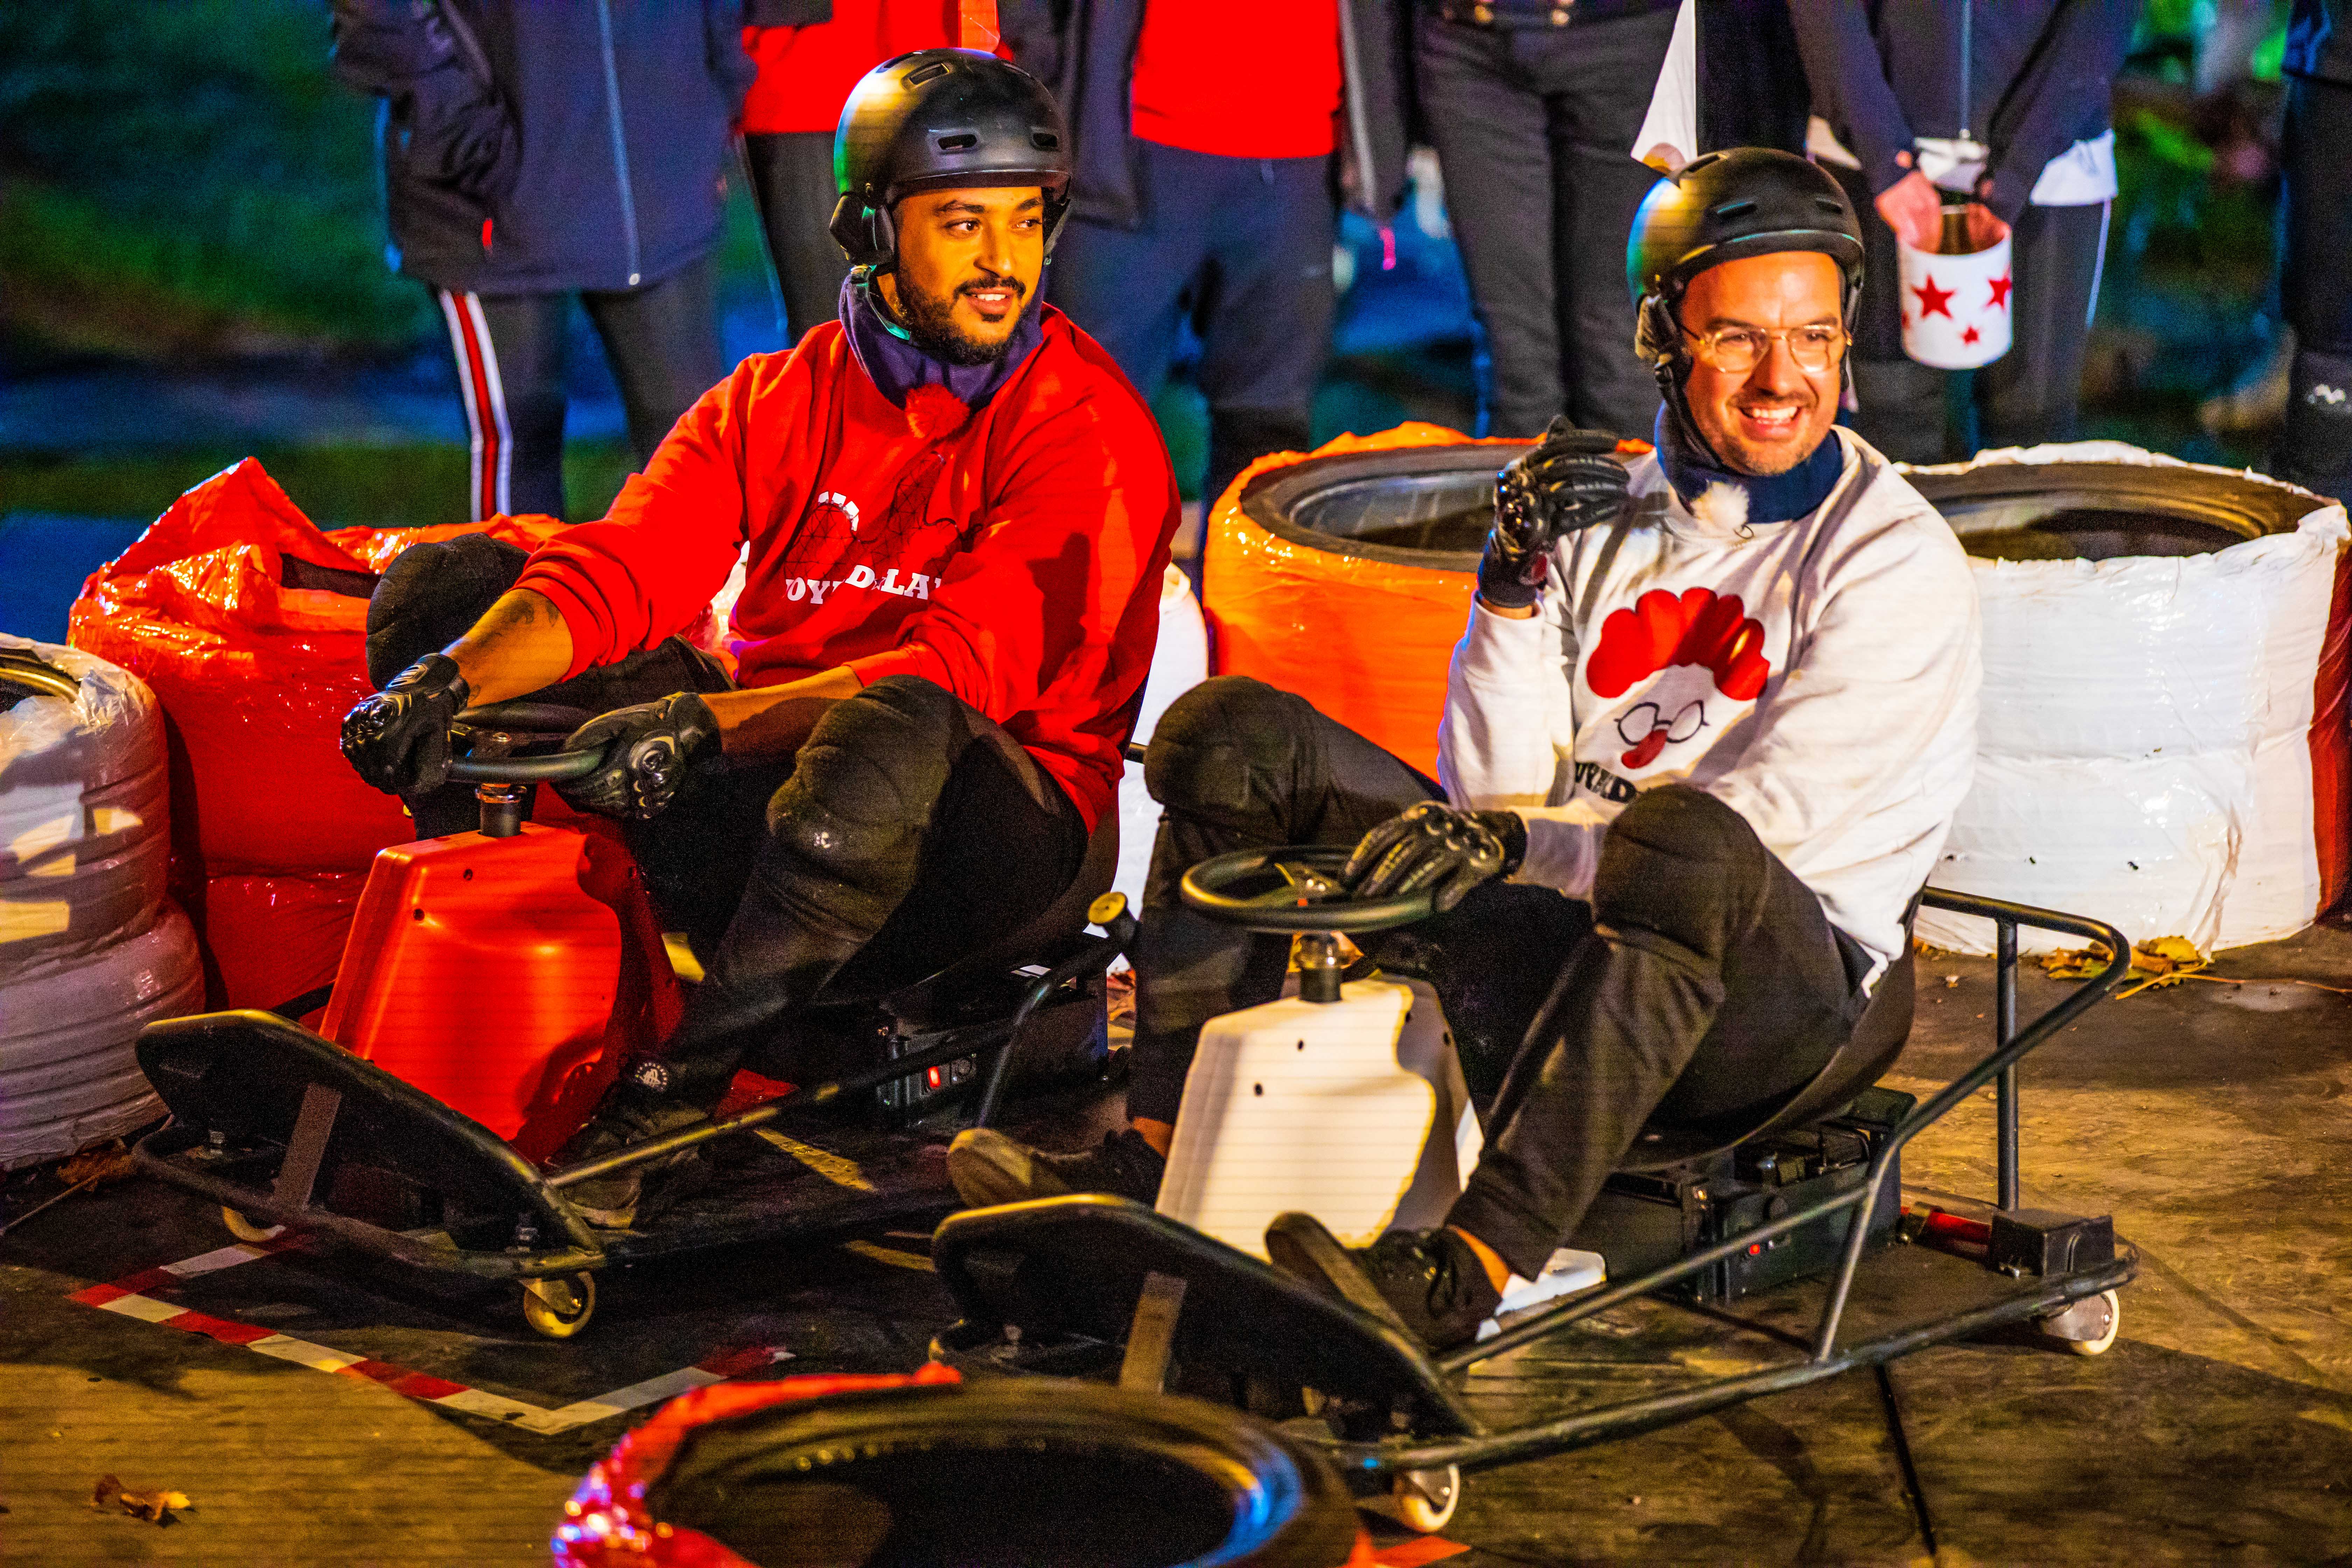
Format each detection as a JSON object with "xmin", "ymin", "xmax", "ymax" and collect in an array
[
  {"xmin": 551, "ymin": 1079, "xmax": 712, "ymax": 1230},
  {"xmin": 946, "ymin": 1126, "xmax": 1166, "ymax": 1208},
  {"xmin": 1264, "ymin": 1213, "xmax": 1502, "ymax": 1353}
]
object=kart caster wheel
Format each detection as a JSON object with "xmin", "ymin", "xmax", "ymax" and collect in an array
[
  {"xmin": 1362, "ymin": 1465, "xmax": 1460, "ymax": 1533},
  {"xmin": 222, "ymin": 1206, "xmax": 284, "ymax": 1243},
  {"xmin": 2035, "ymin": 1288, "xmax": 2120, "ymax": 1356},
  {"xmin": 522, "ymin": 1272, "xmax": 596, "ymax": 1339}
]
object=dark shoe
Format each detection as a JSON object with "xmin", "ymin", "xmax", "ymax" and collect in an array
[
  {"xmin": 946, "ymin": 1126, "xmax": 1166, "ymax": 1208},
  {"xmin": 551, "ymin": 1078, "xmax": 712, "ymax": 1230},
  {"xmin": 1264, "ymin": 1213, "xmax": 1502, "ymax": 1353}
]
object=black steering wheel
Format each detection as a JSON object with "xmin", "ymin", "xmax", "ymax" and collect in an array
[
  {"xmin": 1179, "ymin": 846, "xmax": 1435, "ymax": 934},
  {"xmin": 445, "ymin": 701, "xmax": 605, "ymax": 784}
]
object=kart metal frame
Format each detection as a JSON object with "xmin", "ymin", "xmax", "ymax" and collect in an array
[{"xmin": 934, "ymin": 887, "xmax": 2138, "ymax": 1494}]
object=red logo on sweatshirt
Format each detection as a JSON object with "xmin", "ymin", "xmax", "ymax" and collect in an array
[{"xmin": 1587, "ymin": 588, "xmax": 1771, "ymax": 770}]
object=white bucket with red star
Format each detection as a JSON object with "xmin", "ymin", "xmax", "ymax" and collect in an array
[{"xmin": 1897, "ymin": 230, "xmax": 2013, "ymax": 370}]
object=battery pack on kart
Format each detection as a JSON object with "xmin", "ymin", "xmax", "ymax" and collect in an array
[
  {"xmin": 1568, "ymin": 1086, "xmax": 1917, "ymax": 1303},
  {"xmin": 875, "ymin": 968, "xmax": 1112, "ymax": 1122}
]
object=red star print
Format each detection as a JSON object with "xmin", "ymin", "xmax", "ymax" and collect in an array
[
  {"xmin": 1987, "ymin": 272, "xmax": 2013, "ymax": 309},
  {"xmin": 1962, "ymin": 325, "xmax": 1981, "ymax": 345},
  {"xmin": 1912, "ymin": 275, "xmax": 1954, "ymax": 319}
]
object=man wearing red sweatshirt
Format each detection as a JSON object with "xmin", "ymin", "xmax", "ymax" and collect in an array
[{"xmin": 340, "ymin": 51, "xmax": 1179, "ymax": 1227}]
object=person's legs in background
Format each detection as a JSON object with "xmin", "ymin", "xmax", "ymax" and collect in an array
[
  {"xmin": 1415, "ymin": 14, "xmax": 1563, "ymax": 437},
  {"xmin": 1192, "ymin": 147, "xmax": 1337, "ymax": 509},
  {"xmin": 743, "ymin": 130, "xmax": 854, "ymax": 345},
  {"xmin": 2277, "ymin": 75, "xmax": 2352, "ymax": 502},
  {"xmin": 1046, "ymin": 163, "xmax": 1212, "ymax": 448},
  {"xmin": 1831, "ymin": 162, "xmax": 1951, "ymax": 463},
  {"xmin": 582, "ymin": 254, "xmax": 726, "ymax": 468},
  {"xmin": 1975, "ymin": 199, "xmax": 2107, "ymax": 454},
  {"xmin": 1522, "ymin": 7, "xmax": 1675, "ymax": 438},
  {"xmin": 440, "ymin": 289, "xmax": 570, "ymax": 520}
]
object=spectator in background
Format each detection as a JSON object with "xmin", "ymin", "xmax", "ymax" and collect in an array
[
  {"xmin": 741, "ymin": 2, "xmax": 957, "ymax": 347},
  {"xmin": 1412, "ymin": 0, "xmax": 1682, "ymax": 440},
  {"xmin": 1794, "ymin": 1, "xmax": 2140, "ymax": 464},
  {"xmin": 1003, "ymin": 0, "xmax": 1408, "ymax": 507},
  {"xmin": 330, "ymin": 1, "xmax": 754, "ymax": 522},
  {"xmin": 2276, "ymin": 0, "xmax": 2352, "ymax": 503}
]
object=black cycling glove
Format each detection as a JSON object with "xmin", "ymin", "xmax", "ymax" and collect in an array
[
  {"xmin": 340, "ymin": 653, "xmax": 471, "ymax": 795},
  {"xmin": 554, "ymin": 693, "xmax": 721, "ymax": 821},
  {"xmin": 1476, "ymin": 416, "xmax": 1631, "ymax": 612},
  {"xmin": 1342, "ymin": 801, "xmax": 1529, "ymax": 913}
]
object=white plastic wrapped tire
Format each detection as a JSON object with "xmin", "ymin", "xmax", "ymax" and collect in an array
[
  {"xmin": 1111, "ymin": 566, "xmax": 1211, "ymax": 916},
  {"xmin": 0, "ymin": 902, "xmax": 199, "ymax": 1170},
  {"xmin": 1908, "ymin": 444, "xmax": 2350, "ymax": 953},
  {"xmin": 1, "ymin": 637, "xmax": 169, "ymax": 982}
]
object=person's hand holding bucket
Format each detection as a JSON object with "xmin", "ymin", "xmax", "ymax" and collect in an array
[{"xmin": 1877, "ymin": 170, "xmax": 2014, "ymax": 370}]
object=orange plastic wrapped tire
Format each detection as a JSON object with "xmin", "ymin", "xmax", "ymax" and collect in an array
[
  {"xmin": 66, "ymin": 459, "xmax": 569, "ymax": 877},
  {"xmin": 190, "ymin": 870, "xmax": 370, "ymax": 1016},
  {"xmin": 1202, "ymin": 426, "xmax": 1525, "ymax": 776}
]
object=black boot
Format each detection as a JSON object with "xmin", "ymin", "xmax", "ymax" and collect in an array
[
  {"xmin": 1264, "ymin": 1213, "xmax": 1501, "ymax": 1353},
  {"xmin": 550, "ymin": 1070, "xmax": 714, "ymax": 1229},
  {"xmin": 945, "ymin": 1126, "xmax": 1167, "ymax": 1208}
]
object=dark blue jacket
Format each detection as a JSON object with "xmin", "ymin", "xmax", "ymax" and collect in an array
[
  {"xmin": 1791, "ymin": 0, "xmax": 2140, "ymax": 223},
  {"xmin": 331, "ymin": 0, "xmax": 756, "ymax": 296},
  {"xmin": 2287, "ymin": 0, "xmax": 2352, "ymax": 85},
  {"xmin": 998, "ymin": 0, "xmax": 1410, "ymax": 229}
]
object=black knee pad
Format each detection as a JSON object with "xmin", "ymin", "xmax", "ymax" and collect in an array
[
  {"xmin": 364, "ymin": 534, "xmax": 530, "ymax": 687},
  {"xmin": 761, "ymin": 677, "xmax": 961, "ymax": 887},
  {"xmin": 1591, "ymin": 786, "xmax": 1768, "ymax": 953},
  {"xmin": 1143, "ymin": 676, "xmax": 1303, "ymax": 819}
]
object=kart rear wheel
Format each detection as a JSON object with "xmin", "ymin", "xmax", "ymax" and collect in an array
[
  {"xmin": 522, "ymin": 1272, "xmax": 596, "ymax": 1339},
  {"xmin": 221, "ymin": 1206, "xmax": 284, "ymax": 1243},
  {"xmin": 1362, "ymin": 1465, "xmax": 1460, "ymax": 1533},
  {"xmin": 2045, "ymin": 1289, "xmax": 2121, "ymax": 1357}
]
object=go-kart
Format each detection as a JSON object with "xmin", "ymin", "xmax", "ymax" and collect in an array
[
  {"xmin": 130, "ymin": 702, "xmax": 1134, "ymax": 1338},
  {"xmin": 930, "ymin": 846, "xmax": 2139, "ymax": 1534}
]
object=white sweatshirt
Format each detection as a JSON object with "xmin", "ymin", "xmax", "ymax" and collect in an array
[{"xmin": 1437, "ymin": 428, "xmax": 1981, "ymax": 980}]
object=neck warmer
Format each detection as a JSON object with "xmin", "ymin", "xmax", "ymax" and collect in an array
[
  {"xmin": 1652, "ymin": 405, "xmax": 1846, "ymax": 532},
  {"xmin": 841, "ymin": 266, "xmax": 1043, "ymax": 428}
]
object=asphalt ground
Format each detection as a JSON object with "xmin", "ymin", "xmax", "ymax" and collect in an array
[{"xmin": 4, "ymin": 929, "xmax": 2350, "ymax": 1566}]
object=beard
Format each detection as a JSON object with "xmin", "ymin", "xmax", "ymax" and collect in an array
[{"xmin": 890, "ymin": 268, "xmax": 1027, "ymax": 366}]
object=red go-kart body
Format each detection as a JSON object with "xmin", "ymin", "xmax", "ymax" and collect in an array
[{"xmin": 318, "ymin": 821, "xmax": 682, "ymax": 1163}]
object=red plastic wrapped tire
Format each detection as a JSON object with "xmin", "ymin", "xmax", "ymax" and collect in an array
[
  {"xmin": 553, "ymin": 1368, "xmax": 1373, "ymax": 1568},
  {"xmin": 190, "ymin": 870, "xmax": 370, "ymax": 1015}
]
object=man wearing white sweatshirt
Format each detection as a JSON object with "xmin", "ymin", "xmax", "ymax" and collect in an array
[{"xmin": 953, "ymin": 149, "xmax": 1981, "ymax": 1352}]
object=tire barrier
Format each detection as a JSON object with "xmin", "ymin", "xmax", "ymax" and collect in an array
[
  {"xmin": 1, "ymin": 639, "xmax": 197, "ymax": 1168},
  {"xmin": 1112, "ymin": 564, "xmax": 1211, "ymax": 915},
  {"xmin": 1202, "ymin": 426, "xmax": 1538, "ymax": 776},
  {"xmin": 0, "ymin": 904, "xmax": 200, "ymax": 1170},
  {"xmin": 553, "ymin": 1367, "xmax": 1374, "ymax": 1568},
  {"xmin": 1908, "ymin": 443, "xmax": 2351, "ymax": 953},
  {"xmin": 188, "ymin": 870, "xmax": 370, "ymax": 1015},
  {"xmin": 2, "ymin": 638, "xmax": 168, "ymax": 981}
]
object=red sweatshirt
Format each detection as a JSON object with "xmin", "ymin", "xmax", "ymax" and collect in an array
[
  {"xmin": 739, "ymin": 2, "xmax": 957, "ymax": 137},
  {"xmin": 513, "ymin": 308, "xmax": 1180, "ymax": 832},
  {"xmin": 1129, "ymin": 0, "xmax": 1341, "ymax": 159}
]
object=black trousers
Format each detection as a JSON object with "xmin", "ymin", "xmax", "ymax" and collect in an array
[
  {"xmin": 744, "ymin": 131, "xmax": 852, "ymax": 349},
  {"xmin": 1046, "ymin": 139, "xmax": 1337, "ymax": 506},
  {"xmin": 438, "ymin": 254, "xmax": 722, "ymax": 522},
  {"xmin": 2278, "ymin": 75, "xmax": 2352, "ymax": 503},
  {"xmin": 365, "ymin": 534, "xmax": 1091, "ymax": 1108},
  {"xmin": 1132, "ymin": 678, "xmax": 1865, "ymax": 1279},
  {"xmin": 1414, "ymin": 5, "xmax": 1678, "ymax": 439},
  {"xmin": 1832, "ymin": 162, "xmax": 2109, "ymax": 464}
]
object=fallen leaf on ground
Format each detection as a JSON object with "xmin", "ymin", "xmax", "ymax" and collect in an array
[
  {"xmin": 90, "ymin": 1475, "xmax": 191, "ymax": 1525},
  {"xmin": 57, "ymin": 1141, "xmax": 135, "ymax": 1188},
  {"xmin": 2039, "ymin": 936, "xmax": 2210, "ymax": 996}
]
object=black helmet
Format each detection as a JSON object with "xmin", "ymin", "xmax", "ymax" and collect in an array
[
  {"xmin": 1627, "ymin": 147, "xmax": 1865, "ymax": 366},
  {"xmin": 829, "ymin": 49, "xmax": 1072, "ymax": 268}
]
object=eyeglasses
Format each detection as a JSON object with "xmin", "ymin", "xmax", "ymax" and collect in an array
[{"xmin": 1682, "ymin": 324, "xmax": 1848, "ymax": 375}]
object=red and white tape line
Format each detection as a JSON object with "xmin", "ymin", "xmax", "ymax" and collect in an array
[{"xmin": 68, "ymin": 1241, "xmax": 790, "ymax": 1435}]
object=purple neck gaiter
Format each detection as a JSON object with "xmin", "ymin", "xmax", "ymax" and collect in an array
[{"xmin": 840, "ymin": 266, "xmax": 1043, "ymax": 413}]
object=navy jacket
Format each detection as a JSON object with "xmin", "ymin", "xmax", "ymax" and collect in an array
[
  {"xmin": 1791, "ymin": 0, "xmax": 2140, "ymax": 223},
  {"xmin": 331, "ymin": 0, "xmax": 756, "ymax": 296},
  {"xmin": 2288, "ymin": 0, "xmax": 2352, "ymax": 85},
  {"xmin": 998, "ymin": 0, "xmax": 1410, "ymax": 229}
]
